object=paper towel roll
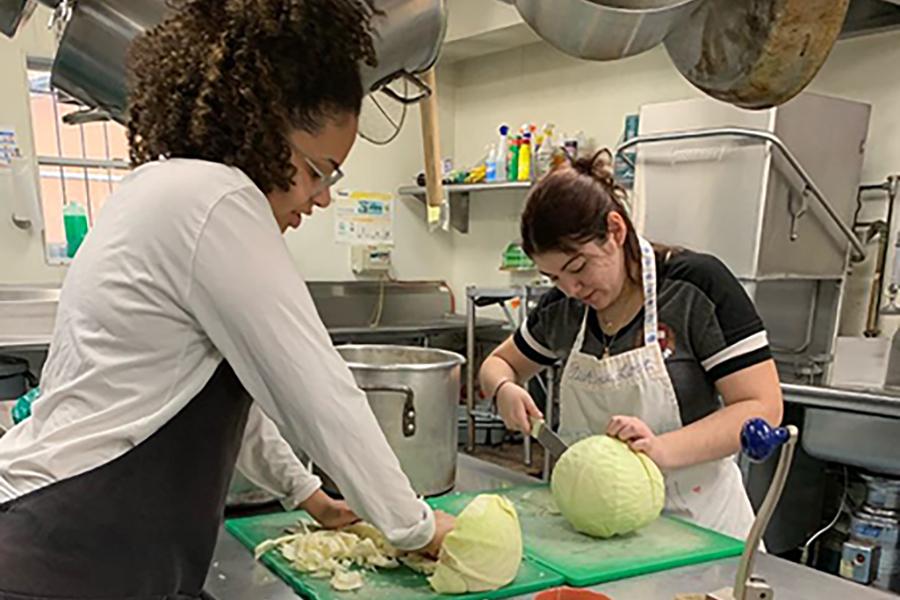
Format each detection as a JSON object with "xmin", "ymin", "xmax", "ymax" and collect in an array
[{"xmin": 9, "ymin": 155, "xmax": 43, "ymax": 230}]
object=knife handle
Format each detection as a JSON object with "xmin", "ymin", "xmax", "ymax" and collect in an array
[{"xmin": 529, "ymin": 416, "xmax": 544, "ymax": 437}]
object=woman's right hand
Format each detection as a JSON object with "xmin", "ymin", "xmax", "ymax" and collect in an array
[
  {"xmin": 495, "ymin": 382, "xmax": 543, "ymax": 435},
  {"xmin": 420, "ymin": 510, "xmax": 456, "ymax": 558}
]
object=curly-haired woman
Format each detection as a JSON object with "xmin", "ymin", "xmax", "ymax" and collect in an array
[{"xmin": 0, "ymin": 1, "xmax": 452, "ymax": 596}]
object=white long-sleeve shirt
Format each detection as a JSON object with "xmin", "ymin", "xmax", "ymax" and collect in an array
[
  {"xmin": 0, "ymin": 158, "xmax": 434, "ymax": 550},
  {"xmin": 236, "ymin": 405, "xmax": 323, "ymax": 510}
]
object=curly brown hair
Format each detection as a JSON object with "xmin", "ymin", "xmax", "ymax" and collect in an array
[{"xmin": 126, "ymin": 0, "xmax": 377, "ymax": 194}]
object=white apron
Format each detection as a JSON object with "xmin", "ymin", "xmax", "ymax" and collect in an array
[{"xmin": 558, "ymin": 236, "xmax": 756, "ymax": 541}]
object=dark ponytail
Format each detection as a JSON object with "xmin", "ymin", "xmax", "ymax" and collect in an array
[{"xmin": 521, "ymin": 148, "xmax": 643, "ymax": 283}]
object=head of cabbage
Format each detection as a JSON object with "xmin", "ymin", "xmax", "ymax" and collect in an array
[
  {"xmin": 550, "ymin": 435, "xmax": 665, "ymax": 538},
  {"xmin": 428, "ymin": 494, "xmax": 523, "ymax": 594}
]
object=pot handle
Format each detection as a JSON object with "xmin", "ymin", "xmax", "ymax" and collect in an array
[{"xmin": 359, "ymin": 384, "xmax": 416, "ymax": 437}]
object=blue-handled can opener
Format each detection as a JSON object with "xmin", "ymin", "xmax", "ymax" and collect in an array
[{"xmin": 707, "ymin": 418, "xmax": 799, "ymax": 600}]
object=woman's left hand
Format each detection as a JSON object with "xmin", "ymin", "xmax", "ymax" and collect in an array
[
  {"xmin": 606, "ymin": 415, "xmax": 672, "ymax": 471},
  {"xmin": 299, "ymin": 489, "xmax": 360, "ymax": 529}
]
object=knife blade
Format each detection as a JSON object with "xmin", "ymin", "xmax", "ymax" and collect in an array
[{"xmin": 529, "ymin": 417, "xmax": 569, "ymax": 461}]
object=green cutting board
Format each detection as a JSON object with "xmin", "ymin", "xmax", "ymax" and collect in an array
[
  {"xmin": 225, "ymin": 509, "xmax": 564, "ymax": 600},
  {"xmin": 429, "ymin": 484, "xmax": 745, "ymax": 588}
]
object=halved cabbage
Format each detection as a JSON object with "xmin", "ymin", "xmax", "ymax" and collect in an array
[{"xmin": 428, "ymin": 494, "xmax": 523, "ymax": 594}]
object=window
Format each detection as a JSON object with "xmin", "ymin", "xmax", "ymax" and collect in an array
[{"xmin": 27, "ymin": 60, "xmax": 130, "ymax": 263}]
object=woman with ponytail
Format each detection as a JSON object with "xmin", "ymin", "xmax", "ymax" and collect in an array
[
  {"xmin": 480, "ymin": 149, "xmax": 783, "ymax": 541},
  {"xmin": 0, "ymin": 2, "xmax": 451, "ymax": 596}
]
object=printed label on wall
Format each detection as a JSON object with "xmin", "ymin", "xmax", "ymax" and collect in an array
[
  {"xmin": 0, "ymin": 127, "xmax": 20, "ymax": 166},
  {"xmin": 334, "ymin": 190, "xmax": 394, "ymax": 245}
]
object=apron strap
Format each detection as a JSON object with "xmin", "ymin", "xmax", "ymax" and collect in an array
[
  {"xmin": 573, "ymin": 304, "xmax": 591, "ymax": 354},
  {"xmin": 573, "ymin": 235, "xmax": 660, "ymax": 352},
  {"xmin": 638, "ymin": 236, "xmax": 659, "ymax": 346}
]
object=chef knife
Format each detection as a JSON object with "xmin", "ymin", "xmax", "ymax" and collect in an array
[{"xmin": 529, "ymin": 416, "xmax": 569, "ymax": 462}]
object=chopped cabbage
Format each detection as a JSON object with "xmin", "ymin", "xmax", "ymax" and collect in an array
[
  {"xmin": 330, "ymin": 569, "xmax": 364, "ymax": 591},
  {"xmin": 253, "ymin": 519, "xmax": 401, "ymax": 591}
]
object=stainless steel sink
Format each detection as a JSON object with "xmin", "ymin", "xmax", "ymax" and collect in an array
[
  {"xmin": 783, "ymin": 384, "xmax": 900, "ymax": 476},
  {"xmin": 0, "ymin": 286, "xmax": 60, "ymax": 349},
  {"xmin": 802, "ymin": 407, "xmax": 900, "ymax": 476},
  {"xmin": 0, "ymin": 287, "xmax": 60, "ymax": 302}
]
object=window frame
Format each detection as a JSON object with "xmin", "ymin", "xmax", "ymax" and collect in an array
[{"xmin": 26, "ymin": 56, "xmax": 131, "ymax": 264}]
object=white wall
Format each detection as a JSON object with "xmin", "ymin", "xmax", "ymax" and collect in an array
[
  {"xmin": 284, "ymin": 66, "xmax": 456, "ymax": 281},
  {"xmin": 0, "ymin": 7, "xmax": 64, "ymax": 284},
  {"xmin": 445, "ymin": 31, "xmax": 900, "ymax": 335}
]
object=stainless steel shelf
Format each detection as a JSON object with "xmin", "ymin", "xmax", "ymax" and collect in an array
[
  {"xmin": 397, "ymin": 181, "xmax": 532, "ymax": 196},
  {"xmin": 397, "ymin": 181, "xmax": 533, "ymax": 233}
]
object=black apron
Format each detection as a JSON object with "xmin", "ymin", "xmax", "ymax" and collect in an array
[{"xmin": 0, "ymin": 361, "xmax": 252, "ymax": 600}]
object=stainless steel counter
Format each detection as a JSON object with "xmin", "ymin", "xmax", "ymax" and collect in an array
[
  {"xmin": 782, "ymin": 382, "xmax": 900, "ymax": 418},
  {"xmin": 204, "ymin": 454, "xmax": 894, "ymax": 600}
]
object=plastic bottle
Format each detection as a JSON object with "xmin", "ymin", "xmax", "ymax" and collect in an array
[
  {"xmin": 508, "ymin": 135, "xmax": 520, "ymax": 182},
  {"xmin": 517, "ymin": 132, "xmax": 532, "ymax": 181},
  {"xmin": 614, "ymin": 114, "xmax": 640, "ymax": 189},
  {"xmin": 535, "ymin": 123, "xmax": 556, "ymax": 178},
  {"xmin": 63, "ymin": 202, "xmax": 89, "ymax": 258},
  {"xmin": 485, "ymin": 143, "xmax": 498, "ymax": 182},
  {"xmin": 563, "ymin": 136, "xmax": 578, "ymax": 161},
  {"xmin": 496, "ymin": 124, "xmax": 509, "ymax": 181},
  {"xmin": 12, "ymin": 387, "xmax": 40, "ymax": 425},
  {"xmin": 575, "ymin": 131, "xmax": 589, "ymax": 159}
]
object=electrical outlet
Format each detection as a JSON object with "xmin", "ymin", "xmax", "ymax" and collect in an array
[{"xmin": 351, "ymin": 245, "xmax": 392, "ymax": 275}]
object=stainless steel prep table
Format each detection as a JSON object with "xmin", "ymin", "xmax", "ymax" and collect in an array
[{"xmin": 204, "ymin": 454, "xmax": 894, "ymax": 600}]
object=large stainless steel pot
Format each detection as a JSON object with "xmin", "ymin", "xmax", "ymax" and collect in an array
[
  {"xmin": 513, "ymin": 0, "xmax": 702, "ymax": 61},
  {"xmin": 325, "ymin": 344, "xmax": 465, "ymax": 497},
  {"xmin": 50, "ymin": 0, "xmax": 446, "ymax": 123}
]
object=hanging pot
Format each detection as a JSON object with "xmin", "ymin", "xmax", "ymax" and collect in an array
[
  {"xmin": 664, "ymin": 0, "xmax": 851, "ymax": 109},
  {"xmin": 513, "ymin": 0, "xmax": 703, "ymax": 61},
  {"xmin": 50, "ymin": 0, "xmax": 446, "ymax": 122}
]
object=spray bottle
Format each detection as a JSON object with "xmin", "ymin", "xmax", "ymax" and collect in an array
[
  {"xmin": 485, "ymin": 143, "xmax": 498, "ymax": 182},
  {"xmin": 496, "ymin": 124, "xmax": 509, "ymax": 182},
  {"xmin": 508, "ymin": 135, "xmax": 520, "ymax": 182},
  {"xmin": 535, "ymin": 123, "xmax": 556, "ymax": 178},
  {"xmin": 518, "ymin": 131, "xmax": 532, "ymax": 181}
]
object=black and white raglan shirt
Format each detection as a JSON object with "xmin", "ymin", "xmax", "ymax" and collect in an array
[{"xmin": 515, "ymin": 250, "xmax": 773, "ymax": 425}]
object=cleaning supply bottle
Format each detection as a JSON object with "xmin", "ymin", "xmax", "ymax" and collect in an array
[
  {"xmin": 614, "ymin": 113, "xmax": 640, "ymax": 189},
  {"xmin": 517, "ymin": 132, "xmax": 532, "ymax": 181},
  {"xmin": 533, "ymin": 133, "xmax": 544, "ymax": 179},
  {"xmin": 535, "ymin": 123, "xmax": 556, "ymax": 178},
  {"xmin": 575, "ymin": 131, "xmax": 589, "ymax": 159},
  {"xmin": 563, "ymin": 135, "xmax": 578, "ymax": 161},
  {"xmin": 508, "ymin": 135, "xmax": 520, "ymax": 182},
  {"xmin": 63, "ymin": 202, "xmax": 89, "ymax": 258},
  {"xmin": 485, "ymin": 143, "xmax": 498, "ymax": 182},
  {"xmin": 496, "ymin": 124, "xmax": 509, "ymax": 181},
  {"xmin": 12, "ymin": 387, "xmax": 40, "ymax": 425}
]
